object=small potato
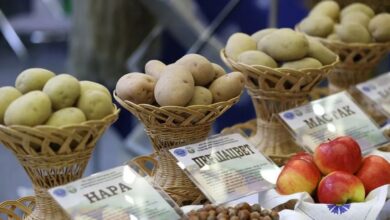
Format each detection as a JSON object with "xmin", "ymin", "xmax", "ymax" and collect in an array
[
  {"xmin": 15, "ymin": 68, "xmax": 55, "ymax": 93},
  {"xmin": 281, "ymin": 57, "xmax": 323, "ymax": 70},
  {"xmin": 145, "ymin": 60, "xmax": 166, "ymax": 80},
  {"xmin": 154, "ymin": 64, "xmax": 195, "ymax": 106},
  {"xmin": 369, "ymin": 13, "xmax": 390, "ymax": 42},
  {"xmin": 46, "ymin": 107, "xmax": 86, "ymax": 126},
  {"xmin": 209, "ymin": 72, "xmax": 244, "ymax": 103},
  {"xmin": 211, "ymin": 63, "xmax": 226, "ymax": 80},
  {"xmin": 336, "ymin": 23, "xmax": 371, "ymax": 43},
  {"xmin": 341, "ymin": 3, "xmax": 375, "ymax": 19},
  {"xmin": 310, "ymin": 0, "xmax": 340, "ymax": 20},
  {"xmin": 77, "ymin": 90, "xmax": 113, "ymax": 120},
  {"xmin": 43, "ymin": 74, "xmax": 81, "ymax": 110},
  {"xmin": 225, "ymin": 33, "xmax": 257, "ymax": 60},
  {"xmin": 307, "ymin": 39, "xmax": 337, "ymax": 65},
  {"xmin": 341, "ymin": 11, "xmax": 370, "ymax": 28},
  {"xmin": 258, "ymin": 28, "xmax": 309, "ymax": 61},
  {"xmin": 188, "ymin": 86, "xmax": 213, "ymax": 106},
  {"xmin": 0, "ymin": 87, "xmax": 22, "ymax": 124},
  {"xmin": 80, "ymin": 81, "xmax": 111, "ymax": 98},
  {"xmin": 115, "ymin": 73, "xmax": 156, "ymax": 104},
  {"xmin": 4, "ymin": 91, "xmax": 52, "ymax": 126},
  {"xmin": 237, "ymin": 50, "xmax": 278, "ymax": 68},
  {"xmin": 251, "ymin": 28, "xmax": 277, "ymax": 43},
  {"xmin": 299, "ymin": 15, "xmax": 334, "ymax": 37},
  {"xmin": 176, "ymin": 54, "xmax": 214, "ymax": 86},
  {"xmin": 327, "ymin": 33, "xmax": 340, "ymax": 41}
]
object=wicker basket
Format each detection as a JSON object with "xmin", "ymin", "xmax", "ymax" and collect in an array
[
  {"xmin": 0, "ymin": 196, "xmax": 35, "ymax": 220},
  {"xmin": 221, "ymin": 49, "xmax": 337, "ymax": 159},
  {"xmin": 0, "ymin": 108, "xmax": 119, "ymax": 220},
  {"xmin": 114, "ymin": 92, "xmax": 240, "ymax": 206}
]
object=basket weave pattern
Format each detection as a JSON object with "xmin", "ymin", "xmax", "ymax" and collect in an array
[
  {"xmin": 0, "ymin": 108, "xmax": 119, "ymax": 220},
  {"xmin": 0, "ymin": 196, "xmax": 35, "ymax": 220},
  {"xmin": 114, "ymin": 93, "xmax": 240, "ymax": 205}
]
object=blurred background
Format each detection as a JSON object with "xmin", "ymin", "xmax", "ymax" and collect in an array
[{"xmin": 0, "ymin": 0, "xmax": 388, "ymax": 202}]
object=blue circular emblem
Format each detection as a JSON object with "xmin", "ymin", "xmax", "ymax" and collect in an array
[
  {"xmin": 362, "ymin": 86, "xmax": 371, "ymax": 92},
  {"xmin": 327, "ymin": 204, "xmax": 350, "ymax": 215},
  {"xmin": 283, "ymin": 112, "xmax": 295, "ymax": 120},
  {"xmin": 173, "ymin": 148, "xmax": 187, "ymax": 157},
  {"xmin": 53, "ymin": 188, "xmax": 67, "ymax": 197}
]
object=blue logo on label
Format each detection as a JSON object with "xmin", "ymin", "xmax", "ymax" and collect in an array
[
  {"xmin": 53, "ymin": 188, "xmax": 67, "ymax": 197},
  {"xmin": 173, "ymin": 148, "xmax": 187, "ymax": 157},
  {"xmin": 362, "ymin": 86, "xmax": 371, "ymax": 92},
  {"xmin": 327, "ymin": 204, "xmax": 350, "ymax": 215},
  {"xmin": 283, "ymin": 112, "xmax": 295, "ymax": 120}
]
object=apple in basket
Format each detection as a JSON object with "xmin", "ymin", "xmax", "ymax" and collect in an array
[
  {"xmin": 289, "ymin": 151, "xmax": 314, "ymax": 164},
  {"xmin": 314, "ymin": 136, "xmax": 362, "ymax": 175},
  {"xmin": 356, "ymin": 155, "xmax": 390, "ymax": 195},
  {"xmin": 317, "ymin": 171, "xmax": 365, "ymax": 204}
]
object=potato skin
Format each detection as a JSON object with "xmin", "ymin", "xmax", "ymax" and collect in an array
[
  {"xmin": 46, "ymin": 107, "xmax": 86, "ymax": 126},
  {"xmin": 176, "ymin": 54, "xmax": 214, "ymax": 86},
  {"xmin": 0, "ymin": 87, "xmax": 22, "ymax": 124},
  {"xmin": 4, "ymin": 91, "xmax": 52, "ymax": 126},
  {"xmin": 80, "ymin": 81, "xmax": 111, "ymax": 98},
  {"xmin": 238, "ymin": 50, "xmax": 278, "ymax": 68},
  {"xmin": 209, "ymin": 72, "xmax": 244, "ymax": 103},
  {"xmin": 310, "ymin": 0, "xmax": 340, "ymax": 20},
  {"xmin": 341, "ymin": 11, "xmax": 370, "ymax": 28},
  {"xmin": 307, "ymin": 39, "xmax": 337, "ymax": 65},
  {"xmin": 281, "ymin": 57, "xmax": 323, "ymax": 70},
  {"xmin": 15, "ymin": 68, "xmax": 55, "ymax": 93},
  {"xmin": 77, "ymin": 90, "xmax": 113, "ymax": 120},
  {"xmin": 154, "ymin": 64, "xmax": 195, "ymax": 106},
  {"xmin": 341, "ymin": 3, "xmax": 375, "ymax": 19},
  {"xmin": 258, "ymin": 29, "xmax": 309, "ymax": 61},
  {"xmin": 188, "ymin": 86, "xmax": 213, "ymax": 106},
  {"xmin": 115, "ymin": 73, "xmax": 156, "ymax": 104},
  {"xmin": 369, "ymin": 13, "xmax": 390, "ymax": 42},
  {"xmin": 43, "ymin": 74, "xmax": 81, "ymax": 110},
  {"xmin": 251, "ymin": 28, "xmax": 277, "ymax": 43},
  {"xmin": 336, "ymin": 23, "xmax": 371, "ymax": 43},
  {"xmin": 225, "ymin": 33, "xmax": 257, "ymax": 60},
  {"xmin": 211, "ymin": 63, "xmax": 226, "ymax": 80},
  {"xmin": 299, "ymin": 15, "xmax": 334, "ymax": 37},
  {"xmin": 145, "ymin": 60, "xmax": 166, "ymax": 80}
]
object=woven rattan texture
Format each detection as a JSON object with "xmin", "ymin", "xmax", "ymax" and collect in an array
[
  {"xmin": 0, "ymin": 196, "xmax": 35, "ymax": 220},
  {"xmin": 114, "ymin": 93, "xmax": 240, "ymax": 205}
]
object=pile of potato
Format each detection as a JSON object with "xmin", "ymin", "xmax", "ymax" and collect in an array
[
  {"xmin": 115, "ymin": 54, "xmax": 244, "ymax": 107},
  {"xmin": 225, "ymin": 28, "xmax": 337, "ymax": 70},
  {"xmin": 298, "ymin": 1, "xmax": 390, "ymax": 43},
  {"xmin": 0, "ymin": 68, "xmax": 114, "ymax": 127}
]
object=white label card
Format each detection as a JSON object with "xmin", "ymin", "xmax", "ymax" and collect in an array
[
  {"xmin": 169, "ymin": 133, "xmax": 280, "ymax": 205},
  {"xmin": 49, "ymin": 166, "xmax": 182, "ymax": 220},
  {"xmin": 279, "ymin": 91, "xmax": 388, "ymax": 153},
  {"xmin": 356, "ymin": 71, "xmax": 390, "ymax": 117}
]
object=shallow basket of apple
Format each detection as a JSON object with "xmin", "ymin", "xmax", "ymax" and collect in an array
[{"xmin": 258, "ymin": 136, "xmax": 390, "ymax": 220}]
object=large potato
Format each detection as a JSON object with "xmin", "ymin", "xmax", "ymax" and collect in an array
[
  {"xmin": 251, "ymin": 28, "xmax": 277, "ymax": 43},
  {"xmin": 281, "ymin": 58, "xmax": 323, "ymax": 70},
  {"xmin": 209, "ymin": 72, "xmax": 244, "ymax": 103},
  {"xmin": 115, "ymin": 73, "xmax": 156, "ymax": 104},
  {"xmin": 341, "ymin": 3, "xmax": 375, "ymax": 19},
  {"xmin": 341, "ymin": 11, "xmax": 370, "ymax": 28},
  {"xmin": 307, "ymin": 39, "xmax": 337, "ymax": 65},
  {"xmin": 336, "ymin": 23, "xmax": 371, "ymax": 43},
  {"xmin": 258, "ymin": 29, "xmax": 309, "ymax": 61},
  {"xmin": 145, "ymin": 60, "xmax": 166, "ymax": 80},
  {"xmin": 77, "ymin": 90, "xmax": 113, "ymax": 120},
  {"xmin": 15, "ymin": 68, "xmax": 55, "ymax": 93},
  {"xmin": 43, "ymin": 74, "xmax": 81, "ymax": 110},
  {"xmin": 225, "ymin": 33, "xmax": 257, "ymax": 60},
  {"xmin": 188, "ymin": 86, "xmax": 213, "ymax": 106},
  {"xmin": 154, "ymin": 64, "xmax": 195, "ymax": 106},
  {"xmin": 211, "ymin": 63, "xmax": 226, "ymax": 80},
  {"xmin": 369, "ymin": 13, "xmax": 390, "ymax": 42},
  {"xmin": 327, "ymin": 33, "xmax": 340, "ymax": 41},
  {"xmin": 80, "ymin": 81, "xmax": 111, "ymax": 98},
  {"xmin": 237, "ymin": 50, "xmax": 278, "ymax": 68},
  {"xmin": 310, "ymin": 0, "xmax": 340, "ymax": 20},
  {"xmin": 299, "ymin": 15, "xmax": 334, "ymax": 37},
  {"xmin": 0, "ymin": 87, "xmax": 22, "ymax": 124},
  {"xmin": 46, "ymin": 107, "xmax": 86, "ymax": 126},
  {"xmin": 4, "ymin": 91, "xmax": 52, "ymax": 126},
  {"xmin": 176, "ymin": 54, "xmax": 214, "ymax": 86}
]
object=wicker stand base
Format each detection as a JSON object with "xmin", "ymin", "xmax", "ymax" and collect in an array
[{"xmin": 25, "ymin": 189, "xmax": 69, "ymax": 220}]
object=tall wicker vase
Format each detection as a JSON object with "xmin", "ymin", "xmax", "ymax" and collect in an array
[
  {"xmin": 114, "ymin": 93, "xmax": 240, "ymax": 206},
  {"xmin": 221, "ymin": 50, "xmax": 337, "ymax": 162},
  {"xmin": 0, "ymin": 108, "xmax": 119, "ymax": 220}
]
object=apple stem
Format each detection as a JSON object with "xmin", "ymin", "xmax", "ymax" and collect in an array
[{"xmin": 328, "ymin": 138, "xmax": 331, "ymax": 142}]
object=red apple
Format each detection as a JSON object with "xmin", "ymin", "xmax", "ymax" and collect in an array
[
  {"xmin": 314, "ymin": 136, "xmax": 362, "ymax": 175},
  {"xmin": 276, "ymin": 158, "xmax": 321, "ymax": 195},
  {"xmin": 356, "ymin": 155, "xmax": 390, "ymax": 195},
  {"xmin": 317, "ymin": 171, "xmax": 365, "ymax": 204},
  {"xmin": 290, "ymin": 151, "xmax": 314, "ymax": 164}
]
